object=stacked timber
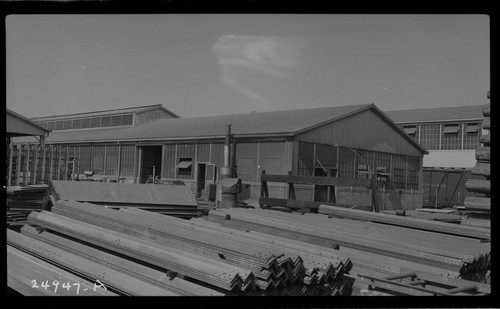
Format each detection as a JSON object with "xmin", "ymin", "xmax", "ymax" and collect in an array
[
  {"xmin": 203, "ymin": 208, "xmax": 490, "ymax": 289},
  {"xmin": 464, "ymin": 92, "xmax": 491, "ymax": 213},
  {"xmin": 9, "ymin": 200, "xmax": 354, "ymax": 296}
]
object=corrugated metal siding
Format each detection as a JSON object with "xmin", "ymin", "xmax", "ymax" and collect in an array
[
  {"xmin": 162, "ymin": 144, "xmax": 176, "ymax": 178},
  {"xmin": 196, "ymin": 143, "xmax": 210, "ymax": 162},
  {"xmin": 295, "ymin": 109, "xmax": 423, "ymax": 157},
  {"xmin": 235, "ymin": 142, "xmax": 258, "ymax": 182},
  {"xmin": 259, "ymin": 142, "xmax": 287, "ymax": 175},
  {"xmin": 176, "ymin": 144, "xmax": 195, "ymax": 179}
]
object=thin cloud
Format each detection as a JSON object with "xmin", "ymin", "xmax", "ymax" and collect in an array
[{"xmin": 213, "ymin": 35, "xmax": 307, "ymax": 104}]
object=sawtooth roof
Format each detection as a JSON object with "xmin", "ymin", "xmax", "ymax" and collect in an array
[{"xmin": 385, "ymin": 105, "xmax": 484, "ymax": 124}]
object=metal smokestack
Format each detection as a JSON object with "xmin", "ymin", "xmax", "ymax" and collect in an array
[{"xmin": 224, "ymin": 124, "xmax": 231, "ymax": 168}]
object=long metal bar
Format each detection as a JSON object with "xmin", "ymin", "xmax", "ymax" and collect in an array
[
  {"xmin": 25, "ymin": 210, "xmax": 254, "ymax": 292},
  {"xmin": 20, "ymin": 225, "xmax": 224, "ymax": 296},
  {"xmin": 8, "ymin": 229, "xmax": 178, "ymax": 296},
  {"xmin": 318, "ymin": 204, "xmax": 490, "ymax": 240},
  {"xmin": 7, "ymin": 245, "xmax": 117, "ymax": 296}
]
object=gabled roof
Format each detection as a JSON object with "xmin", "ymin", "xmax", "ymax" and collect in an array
[
  {"xmin": 385, "ymin": 105, "xmax": 484, "ymax": 124},
  {"xmin": 6, "ymin": 109, "xmax": 51, "ymax": 137},
  {"xmin": 31, "ymin": 104, "xmax": 180, "ymax": 122},
  {"xmin": 13, "ymin": 104, "xmax": 427, "ymax": 154}
]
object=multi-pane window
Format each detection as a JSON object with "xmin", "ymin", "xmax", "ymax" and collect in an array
[
  {"xmin": 79, "ymin": 146, "xmax": 92, "ymax": 172},
  {"xmin": 464, "ymin": 122, "xmax": 481, "ymax": 149},
  {"xmin": 92, "ymin": 146, "xmax": 105, "ymax": 175},
  {"xmin": 419, "ymin": 124, "xmax": 440, "ymax": 150},
  {"xmin": 355, "ymin": 149, "xmax": 374, "ymax": 178},
  {"xmin": 91, "ymin": 117, "xmax": 101, "ymax": 127},
  {"xmin": 297, "ymin": 142, "xmax": 314, "ymax": 176},
  {"xmin": 392, "ymin": 155, "xmax": 406, "ymax": 189},
  {"xmin": 337, "ymin": 146, "xmax": 355, "ymax": 178},
  {"xmin": 407, "ymin": 156, "xmax": 420, "ymax": 189},
  {"xmin": 105, "ymin": 145, "xmax": 119, "ymax": 176},
  {"xmin": 176, "ymin": 144, "xmax": 195, "ymax": 179},
  {"xmin": 441, "ymin": 123, "xmax": 461, "ymax": 150},
  {"xmin": 119, "ymin": 145, "xmax": 135, "ymax": 177},
  {"xmin": 403, "ymin": 126, "xmax": 418, "ymax": 142}
]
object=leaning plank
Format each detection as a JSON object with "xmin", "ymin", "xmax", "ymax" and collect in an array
[
  {"xmin": 464, "ymin": 197, "xmax": 490, "ymax": 212},
  {"xmin": 475, "ymin": 147, "xmax": 490, "ymax": 163},
  {"xmin": 260, "ymin": 174, "xmax": 371, "ymax": 188},
  {"xmin": 465, "ymin": 179, "xmax": 490, "ymax": 194},
  {"xmin": 471, "ymin": 162, "xmax": 490, "ymax": 178},
  {"xmin": 318, "ymin": 204, "xmax": 490, "ymax": 240}
]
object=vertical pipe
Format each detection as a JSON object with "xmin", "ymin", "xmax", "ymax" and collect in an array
[
  {"xmin": 223, "ymin": 124, "xmax": 231, "ymax": 167},
  {"xmin": 174, "ymin": 144, "xmax": 178, "ymax": 179}
]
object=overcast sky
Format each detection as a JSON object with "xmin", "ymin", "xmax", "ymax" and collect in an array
[{"xmin": 6, "ymin": 14, "xmax": 490, "ymax": 119}]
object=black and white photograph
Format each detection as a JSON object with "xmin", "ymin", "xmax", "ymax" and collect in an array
[{"xmin": 4, "ymin": 5, "xmax": 492, "ymax": 304}]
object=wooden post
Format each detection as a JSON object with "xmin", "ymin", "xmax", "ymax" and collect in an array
[
  {"xmin": 64, "ymin": 146, "xmax": 69, "ymax": 180},
  {"xmin": 15, "ymin": 144, "xmax": 22, "ymax": 186},
  {"xmin": 8, "ymin": 142, "xmax": 13, "ymax": 186},
  {"xmin": 41, "ymin": 145, "xmax": 47, "ymax": 184},
  {"xmin": 371, "ymin": 176, "xmax": 380, "ymax": 212},
  {"xmin": 25, "ymin": 143, "xmax": 31, "ymax": 184},
  {"xmin": 49, "ymin": 145, "xmax": 55, "ymax": 181},
  {"xmin": 32, "ymin": 144, "xmax": 39, "ymax": 184},
  {"xmin": 57, "ymin": 146, "xmax": 62, "ymax": 180}
]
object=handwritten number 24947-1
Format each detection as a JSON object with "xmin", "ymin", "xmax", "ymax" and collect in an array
[{"xmin": 30, "ymin": 279, "xmax": 106, "ymax": 295}]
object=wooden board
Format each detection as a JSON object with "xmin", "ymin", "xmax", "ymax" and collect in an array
[
  {"xmin": 261, "ymin": 174, "xmax": 371, "ymax": 188},
  {"xmin": 465, "ymin": 179, "xmax": 490, "ymax": 194},
  {"xmin": 464, "ymin": 196, "xmax": 490, "ymax": 211},
  {"xmin": 475, "ymin": 147, "xmax": 490, "ymax": 163},
  {"xmin": 471, "ymin": 162, "xmax": 490, "ymax": 178}
]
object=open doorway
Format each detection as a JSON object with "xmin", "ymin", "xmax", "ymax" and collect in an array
[{"xmin": 140, "ymin": 146, "xmax": 162, "ymax": 183}]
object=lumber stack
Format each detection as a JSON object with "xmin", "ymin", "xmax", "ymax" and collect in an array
[
  {"xmin": 464, "ymin": 92, "xmax": 491, "ymax": 213},
  {"xmin": 380, "ymin": 209, "xmax": 462, "ymax": 223},
  {"xmin": 9, "ymin": 200, "xmax": 354, "ymax": 296}
]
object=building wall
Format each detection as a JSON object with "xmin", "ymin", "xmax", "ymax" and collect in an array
[
  {"xmin": 399, "ymin": 121, "xmax": 482, "ymax": 168},
  {"xmin": 295, "ymin": 109, "xmax": 423, "ymax": 157},
  {"xmin": 135, "ymin": 108, "xmax": 177, "ymax": 125}
]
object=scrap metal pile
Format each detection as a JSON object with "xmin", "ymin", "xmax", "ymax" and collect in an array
[
  {"xmin": 7, "ymin": 200, "xmax": 354, "ymax": 296},
  {"xmin": 200, "ymin": 207, "xmax": 490, "ymax": 295}
]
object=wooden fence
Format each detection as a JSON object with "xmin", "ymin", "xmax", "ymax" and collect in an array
[{"xmin": 6, "ymin": 143, "xmax": 74, "ymax": 186}]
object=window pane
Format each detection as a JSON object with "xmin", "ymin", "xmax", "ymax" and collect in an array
[{"xmin": 119, "ymin": 145, "xmax": 135, "ymax": 176}]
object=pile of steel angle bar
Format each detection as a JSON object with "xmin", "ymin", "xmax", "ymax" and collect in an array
[
  {"xmin": 201, "ymin": 207, "xmax": 490, "ymax": 296},
  {"xmin": 7, "ymin": 200, "xmax": 354, "ymax": 296}
]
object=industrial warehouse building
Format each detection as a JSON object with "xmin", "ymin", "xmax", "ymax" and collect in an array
[
  {"xmin": 12, "ymin": 103, "xmax": 428, "ymax": 209},
  {"xmin": 386, "ymin": 105, "xmax": 486, "ymax": 208},
  {"xmin": 385, "ymin": 105, "xmax": 484, "ymax": 169}
]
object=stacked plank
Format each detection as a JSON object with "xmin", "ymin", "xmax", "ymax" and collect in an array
[
  {"xmin": 49, "ymin": 180, "xmax": 205, "ymax": 218},
  {"xmin": 10, "ymin": 200, "xmax": 353, "ymax": 296},
  {"xmin": 380, "ymin": 209, "xmax": 462, "ymax": 223},
  {"xmin": 465, "ymin": 92, "xmax": 491, "ymax": 213},
  {"xmin": 202, "ymin": 208, "xmax": 490, "ymax": 289}
]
